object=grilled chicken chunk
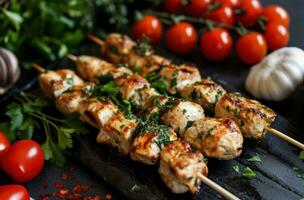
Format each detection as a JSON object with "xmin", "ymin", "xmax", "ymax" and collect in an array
[
  {"xmin": 102, "ymin": 33, "xmax": 136, "ymax": 64},
  {"xmin": 55, "ymin": 83, "xmax": 95, "ymax": 116},
  {"xmin": 129, "ymin": 86, "xmax": 159, "ymax": 109},
  {"xmin": 159, "ymin": 65, "xmax": 201, "ymax": 94},
  {"xmin": 159, "ymin": 140, "xmax": 208, "ymax": 194},
  {"xmin": 180, "ymin": 79, "xmax": 226, "ymax": 111},
  {"xmin": 39, "ymin": 69, "xmax": 83, "ymax": 99},
  {"xmin": 115, "ymin": 74, "xmax": 150, "ymax": 100},
  {"xmin": 130, "ymin": 125, "xmax": 177, "ymax": 164},
  {"xmin": 184, "ymin": 117, "xmax": 243, "ymax": 160},
  {"xmin": 215, "ymin": 93, "xmax": 276, "ymax": 140},
  {"xmin": 140, "ymin": 95, "xmax": 174, "ymax": 120},
  {"xmin": 98, "ymin": 112, "xmax": 137, "ymax": 155},
  {"xmin": 78, "ymin": 97, "xmax": 119, "ymax": 129},
  {"xmin": 161, "ymin": 100, "xmax": 205, "ymax": 136}
]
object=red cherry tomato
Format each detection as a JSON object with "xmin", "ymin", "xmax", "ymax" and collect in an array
[
  {"xmin": 165, "ymin": 22, "xmax": 198, "ymax": 54},
  {"xmin": 213, "ymin": 0, "xmax": 240, "ymax": 8},
  {"xmin": 1, "ymin": 140, "xmax": 44, "ymax": 183},
  {"xmin": 164, "ymin": 0, "xmax": 183, "ymax": 13},
  {"xmin": 0, "ymin": 131, "xmax": 10, "ymax": 159},
  {"xmin": 264, "ymin": 23, "xmax": 289, "ymax": 51},
  {"xmin": 0, "ymin": 185, "xmax": 30, "ymax": 200},
  {"xmin": 132, "ymin": 15, "xmax": 163, "ymax": 43},
  {"xmin": 236, "ymin": 32, "xmax": 267, "ymax": 65},
  {"xmin": 183, "ymin": 0, "xmax": 211, "ymax": 17},
  {"xmin": 235, "ymin": 0, "xmax": 262, "ymax": 27},
  {"xmin": 206, "ymin": 6, "xmax": 234, "ymax": 25},
  {"xmin": 200, "ymin": 28, "xmax": 233, "ymax": 61},
  {"xmin": 262, "ymin": 5, "xmax": 290, "ymax": 27}
]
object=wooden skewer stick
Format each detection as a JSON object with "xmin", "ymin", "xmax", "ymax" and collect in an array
[
  {"xmin": 33, "ymin": 64, "xmax": 46, "ymax": 73},
  {"xmin": 67, "ymin": 54, "xmax": 77, "ymax": 62},
  {"xmin": 87, "ymin": 34, "xmax": 105, "ymax": 47},
  {"xmin": 197, "ymin": 174, "xmax": 240, "ymax": 200},
  {"xmin": 266, "ymin": 127, "xmax": 304, "ymax": 150}
]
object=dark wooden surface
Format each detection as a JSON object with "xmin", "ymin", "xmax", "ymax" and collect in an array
[{"xmin": 1, "ymin": 0, "xmax": 304, "ymax": 199}]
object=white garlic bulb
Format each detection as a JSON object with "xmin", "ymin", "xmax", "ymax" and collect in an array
[
  {"xmin": 245, "ymin": 47, "xmax": 304, "ymax": 101},
  {"xmin": 0, "ymin": 48, "xmax": 20, "ymax": 95}
]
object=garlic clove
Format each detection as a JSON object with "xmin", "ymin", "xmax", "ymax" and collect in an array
[{"xmin": 0, "ymin": 56, "xmax": 8, "ymax": 86}]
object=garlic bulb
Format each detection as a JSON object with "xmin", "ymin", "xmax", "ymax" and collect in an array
[
  {"xmin": 245, "ymin": 47, "xmax": 304, "ymax": 101},
  {"xmin": 0, "ymin": 48, "xmax": 20, "ymax": 95}
]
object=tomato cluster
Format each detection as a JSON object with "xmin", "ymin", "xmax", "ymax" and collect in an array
[{"xmin": 131, "ymin": 0, "xmax": 290, "ymax": 65}]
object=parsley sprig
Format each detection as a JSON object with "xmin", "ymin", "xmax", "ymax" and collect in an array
[{"xmin": 0, "ymin": 92, "xmax": 88, "ymax": 166}]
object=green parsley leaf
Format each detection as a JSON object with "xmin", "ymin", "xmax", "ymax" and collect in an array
[
  {"xmin": 41, "ymin": 139, "xmax": 66, "ymax": 167},
  {"xmin": 1, "ymin": 9, "xmax": 23, "ymax": 30},
  {"xmin": 246, "ymin": 154, "xmax": 262, "ymax": 162},
  {"xmin": 5, "ymin": 102, "xmax": 23, "ymax": 131},
  {"xmin": 243, "ymin": 167, "xmax": 256, "ymax": 179},
  {"xmin": 233, "ymin": 165, "xmax": 240, "ymax": 174},
  {"xmin": 62, "ymin": 113, "xmax": 89, "ymax": 135},
  {"xmin": 57, "ymin": 127, "xmax": 75, "ymax": 150}
]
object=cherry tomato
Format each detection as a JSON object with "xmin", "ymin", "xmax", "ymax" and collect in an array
[
  {"xmin": 0, "ymin": 131, "xmax": 10, "ymax": 159},
  {"xmin": 165, "ymin": 22, "xmax": 198, "ymax": 54},
  {"xmin": 164, "ymin": 0, "xmax": 183, "ymax": 13},
  {"xmin": 262, "ymin": 5, "xmax": 290, "ymax": 27},
  {"xmin": 1, "ymin": 140, "xmax": 44, "ymax": 183},
  {"xmin": 236, "ymin": 32, "xmax": 267, "ymax": 65},
  {"xmin": 200, "ymin": 28, "xmax": 233, "ymax": 61},
  {"xmin": 183, "ymin": 0, "xmax": 211, "ymax": 17},
  {"xmin": 132, "ymin": 15, "xmax": 163, "ymax": 43},
  {"xmin": 0, "ymin": 185, "xmax": 30, "ymax": 200},
  {"xmin": 264, "ymin": 23, "xmax": 289, "ymax": 51},
  {"xmin": 235, "ymin": 0, "xmax": 262, "ymax": 27},
  {"xmin": 206, "ymin": 6, "xmax": 234, "ymax": 25},
  {"xmin": 213, "ymin": 0, "xmax": 240, "ymax": 8}
]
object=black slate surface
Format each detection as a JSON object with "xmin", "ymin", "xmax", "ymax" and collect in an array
[{"xmin": 1, "ymin": 0, "xmax": 304, "ymax": 199}]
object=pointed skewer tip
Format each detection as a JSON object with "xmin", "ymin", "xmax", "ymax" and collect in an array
[
  {"xmin": 67, "ymin": 54, "xmax": 77, "ymax": 62},
  {"xmin": 86, "ymin": 34, "xmax": 105, "ymax": 46},
  {"xmin": 33, "ymin": 64, "xmax": 46, "ymax": 73}
]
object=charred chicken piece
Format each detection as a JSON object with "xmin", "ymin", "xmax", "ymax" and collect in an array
[
  {"xmin": 130, "ymin": 125, "xmax": 177, "ymax": 164},
  {"xmin": 159, "ymin": 65, "xmax": 201, "ymax": 94},
  {"xmin": 159, "ymin": 139, "xmax": 208, "ymax": 194},
  {"xmin": 180, "ymin": 79, "xmax": 226, "ymax": 111},
  {"xmin": 38, "ymin": 69, "xmax": 83, "ymax": 99},
  {"xmin": 184, "ymin": 117, "xmax": 243, "ymax": 160},
  {"xmin": 215, "ymin": 93, "xmax": 276, "ymax": 140}
]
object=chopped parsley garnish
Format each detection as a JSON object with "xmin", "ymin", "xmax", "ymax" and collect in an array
[
  {"xmin": 215, "ymin": 90, "xmax": 223, "ymax": 102},
  {"xmin": 197, "ymin": 132, "xmax": 203, "ymax": 140},
  {"xmin": 233, "ymin": 165, "xmax": 240, "ymax": 174},
  {"xmin": 246, "ymin": 154, "xmax": 262, "ymax": 162},
  {"xmin": 145, "ymin": 72, "xmax": 168, "ymax": 94},
  {"xmin": 182, "ymin": 109, "xmax": 187, "ymax": 114},
  {"xmin": 185, "ymin": 121, "xmax": 194, "ymax": 129},
  {"xmin": 66, "ymin": 77, "xmax": 74, "ymax": 85},
  {"xmin": 242, "ymin": 167, "xmax": 256, "ymax": 179},
  {"xmin": 207, "ymin": 128, "xmax": 215, "ymax": 136},
  {"xmin": 109, "ymin": 45, "xmax": 119, "ymax": 55},
  {"xmin": 233, "ymin": 108, "xmax": 238, "ymax": 116},
  {"xmin": 171, "ymin": 70, "xmax": 178, "ymax": 87},
  {"xmin": 299, "ymin": 150, "xmax": 304, "ymax": 160},
  {"xmin": 191, "ymin": 89, "xmax": 197, "ymax": 101},
  {"xmin": 133, "ymin": 37, "xmax": 153, "ymax": 56}
]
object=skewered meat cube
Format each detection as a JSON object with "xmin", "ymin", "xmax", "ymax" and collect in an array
[
  {"xmin": 161, "ymin": 100, "xmax": 205, "ymax": 136},
  {"xmin": 38, "ymin": 69, "xmax": 83, "ymax": 99},
  {"xmin": 159, "ymin": 139, "xmax": 208, "ymax": 194},
  {"xmin": 159, "ymin": 65, "xmax": 201, "ymax": 94},
  {"xmin": 130, "ymin": 125, "xmax": 177, "ymax": 164},
  {"xmin": 98, "ymin": 112, "xmax": 137, "ymax": 155},
  {"xmin": 115, "ymin": 74, "xmax": 150, "ymax": 100},
  {"xmin": 180, "ymin": 79, "xmax": 227, "ymax": 111},
  {"xmin": 78, "ymin": 97, "xmax": 119, "ymax": 129},
  {"xmin": 129, "ymin": 86, "xmax": 159, "ymax": 109},
  {"xmin": 55, "ymin": 83, "xmax": 95, "ymax": 116},
  {"xmin": 215, "ymin": 93, "xmax": 276, "ymax": 140},
  {"xmin": 102, "ymin": 33, "xmax": 136, "ymax": 64},
  {"xmin": 184, "ymin": 117, "xmax": 243, "ymax": 160}
]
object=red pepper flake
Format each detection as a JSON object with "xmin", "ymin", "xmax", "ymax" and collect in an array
[
  {"xmin": 54, "ymin": 181, "xmax": 63, "ymax": 189},
  {"xmin": 62, "ymin": 172, "xmax": 68, "ymax": 180},
  {"xmin": 39, "ymin": 194, "xmax": 50, "ymax": 200},
  {"xmin": 105, "ymin": 193, "xmax": 112, "ymax": 200},
  {"xmin": 81, "ymin": 185, "xmax": 89, "ymax": 193},
  {"xmin": 43, "ymin": 183, "xmax": 49, "ymax": 189},
  {"xmin": 56, "ymin": 189, "xmax": 69, "ymax": 198},
  {"xmin": 72, "ymin": 185, "xmax": 82, "ymax": 193}
]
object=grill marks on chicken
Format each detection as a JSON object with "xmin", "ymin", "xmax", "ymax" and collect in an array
[{"xmin": 215, "ymin": 93, "xmax": 276, "ymax": 140}]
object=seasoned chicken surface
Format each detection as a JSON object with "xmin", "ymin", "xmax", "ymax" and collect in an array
[
  {"xmin": 98, "ymin": 112, "xmax": 137, "ymax": 155},
  {"xmin": 159, "ymin": 65, "xmax": 201, "ymax": 94},
  {"xmin": 103, "ymin": 33, "xmax": 136, "ymax": 64},
  {"xmin": 78, "ymin": 97, "xmax": 118, "ymax": 129},
  {"xmin": 215, "ymin": 93, "xmax": 276, "ymax": 140},
  {"xmin": 180, "ymin": 79, "xmax": 227, "ymax": 111},
  {"xmin": 39, "ymin": 69, "xmax": 83, "ymax": 99},
  {"xmin": 115, "ymin": 74, "xmax": 150, "ymax": 100},
  {"xmin": 130, "ymin": 125, "xmax": 177, "ymax": 164},
  {"xmin": 159, "ymin": 140, "xmax": 208, "ymax": 194},
  {"xmin": 55, "ymin": 83, "xmax": 95, "ymax": 116},
  {"xmin": 140, "ymin": 95, "xmax": 173, "ymax": 120},
  {"xmin": 129, "ymin": 86, "xmax": 159, "ymax": 109},
  {"xmin": 161, "ymin": 100, "xmax": 205, "ymax": 136},
  {"xmin": 184, "ymin": 117, "xmax": 243, "ymax": 160}
]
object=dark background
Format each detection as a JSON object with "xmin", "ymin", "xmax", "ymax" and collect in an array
[{"xmin": 1, "ymin": 0, "xmax": 304, "ymax": 199}]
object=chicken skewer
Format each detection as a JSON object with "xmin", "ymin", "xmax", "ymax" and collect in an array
[
  {"xmin": 33, "ymin": 64, "xmax": 239, "ymax": 200},
  {"xmin": 68, "ymin": 54, "xmax": 244, "ymax": 160},
  {"xmin": 87, "ymin": 33, "xmax": 304, "ymax": 150}
]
